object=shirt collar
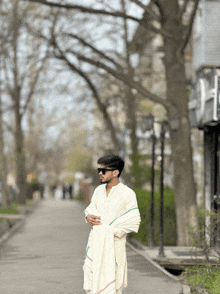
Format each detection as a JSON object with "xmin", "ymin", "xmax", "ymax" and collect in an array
[{"xmin": 103, "ymin": 182, "xmax": 122, "ymax": 195}]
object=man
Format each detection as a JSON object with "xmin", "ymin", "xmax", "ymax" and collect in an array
[{"xmin": 83, "ymin": 154, "xmax": 141, "ymax": 294}]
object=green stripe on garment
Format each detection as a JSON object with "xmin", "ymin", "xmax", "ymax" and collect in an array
[
  {"xmin": 109, "ymin": 207, "xmax": 138, "ymax": 225},
  {"xmin": 83, "ymin": 245, "xmax": 89, "ymax": 261}
]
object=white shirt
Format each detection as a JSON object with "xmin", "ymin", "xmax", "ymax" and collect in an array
[
  {"xmin": 84, "ymin": 182, "xmax": 138, "ymax": 225},
  {"xmin": 83, "ymin": 182, "xmax": 140, "ymax": 292}
]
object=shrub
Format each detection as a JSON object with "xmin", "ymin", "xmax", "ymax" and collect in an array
[
  {"xmin": 184, "ymin": 265, "xmax": 220, "ymax": 294},
  {"xmin": 130, "ymin": 153, "xmax": 160, "ymax": 189},
  {"xmin": 75, "ymin": 192, "xmax": 85, "ymax": 201},
  {"xmin": 130, "ymin": 187, "xmax": 176, "ymax": 246},
  {"xmin": 188, "ymin": 208, "xmax": 220, "ymax": 262}
]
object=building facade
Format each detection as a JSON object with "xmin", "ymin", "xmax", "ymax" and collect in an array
[{"xmin": 189, "ymin": 0, "xmax": 220, "ymax": 248}]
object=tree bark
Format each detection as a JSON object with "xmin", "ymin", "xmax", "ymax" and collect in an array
[
  {"xmin": 121, "ymin": 0, "xmax": 139, "ymax": 187},
  {"xmin": 3, "ymin": 0, "xmax": 48, "ymax": 204},
  {"xmin": 14, "ymin": 96, "xmax": 27, "ymax": 204},
  {"xmin": 9, "ymin": 0, "xmax": 27, "ymax": 204},
  {"xmin": 163, "ymin": 15, "xmax": 197, "ymax": 245},
  {"xmin": 0, "ymin": 96, "xmax": 9, "ymax": 206}
]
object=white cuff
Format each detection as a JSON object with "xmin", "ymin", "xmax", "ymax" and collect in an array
[{"xmin": 84, "ymin": 214, "xmax": 89, "ymax": 223}]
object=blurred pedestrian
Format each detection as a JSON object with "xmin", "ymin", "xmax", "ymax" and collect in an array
[
  {"xmin": 69, "ymin": 184, "xmax": 73, "ymax": 199},
  {"xmin": 40, "ymin": 185, "xmax": 44, "ymax": 199},
  {"xmin": 83, "ymin": 154, "xmax": 141, "ymax": 294},
  {"xmin": 52, "ymin": 185, "xmax": 56, "ymax": 198},
  {"xmin": 62, "ymin": 185, "xmax": 66, "ymax": 200},
  {"xmin": 54, "ymin": 185, "xmax": 62, "ymax": 200}
]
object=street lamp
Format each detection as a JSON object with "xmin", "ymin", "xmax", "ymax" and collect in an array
[
  {"xmin": 141, "ymin": 115, "xmax": 177, "ymax": 253},
  {"xmin": 158, "ymin": 120, "xmax": 169, "ymax": 258},
  {"xmin": 140, "ymin": 113, "xmax": 154, "ymax": 132},
  {"xmin": 141, "ymin": 114, "xmax": 155, "ymax": 247}
]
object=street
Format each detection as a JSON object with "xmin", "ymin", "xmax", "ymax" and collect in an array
[{"xmin": 0, "ymin": 199, "xmax": 182, "ymax": 294}]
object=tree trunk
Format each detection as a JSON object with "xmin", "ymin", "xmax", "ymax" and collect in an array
[
  {"xmin": 0, "ymin": 97, "xmax": 9, "ymax": 206},
  {"xmin": 125, "ymin": 86, "xmax": 139, "ymax": 188},
  {"xmin": 170, "ymin": 126, "xmax": 197, "ymax": 246},
  {"xmin": 163, "ymin": 32, "xmax": 197, "ymax": 246},
  {"xmin": 121, "ymin": 0, "xmax": 139, "ymax": 187},
  {"xmin": 14, "ymin": 101, "xmax": 27, "ymax": 204}
]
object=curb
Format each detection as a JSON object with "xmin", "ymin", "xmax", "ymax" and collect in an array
[
  {"xmin": 127, "ymin": 238, "xmax": 191, "ymax": 294},
  {"xmin": 0, "ymin": 200, "xmax": 40, "ymax": 246},
  {"xmin": 0, "ymin": 218, "xmax": 25, "ymax": 245}
]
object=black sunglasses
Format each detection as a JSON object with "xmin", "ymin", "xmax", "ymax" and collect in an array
[{"xmin": 97, "ymin": 168, "xmax": 116, "ymax": 175}]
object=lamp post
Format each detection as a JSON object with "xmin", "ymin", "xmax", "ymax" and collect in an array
[
  {"xmin": 141, "ymin": 115, "xmax": 180, "ymax": 255},
  {"xmin": 141, "ymin": 114, "xmax": 155, "ymax": 247},
  {"xmin": 149, "ymin": 130, "xmax": 156, "ymax": 247},
  {"xmin": 158, "ymin": 121, "xmax": 168, "ymax": 257}
]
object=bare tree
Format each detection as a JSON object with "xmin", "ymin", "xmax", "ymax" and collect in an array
[
  {"xmin": 25, "ymin": 0, "xmax": 199, "ymax": 245},
  {"xmin": 29, "ymin": 3, "xmax": 141, "ymax": 183},
  {"xmin": 53, "ymin": 43, "xmax": 121, "ymax": 154},
  {"xmin": 0, "ymin": 8, "xmax": 10, "ymax": 206},
  {"xmin": 0, "ymin": 80, "xmax": 10, "ymax": 206},
  {"xmin": 1, "ymin": 0, "xmax": 49, "ymax": 204}
]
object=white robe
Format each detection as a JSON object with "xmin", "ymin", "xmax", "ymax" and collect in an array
[{"xmin": 83, "ymin": 182, "xmax": 141, "ymax": 294}]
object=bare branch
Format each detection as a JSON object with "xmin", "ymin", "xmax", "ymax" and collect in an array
[
  {"xmin": 65, "ymin": 33, "xmax": 122, "ymax": 70},
  {"xmin": 21, "ymin": 53, "xmax": 48, "ymax": 116},
  {"xmin": 53, "ymin": 40, "xmax": 120, "ymax": 152},
  {"xmin": 139, "ymin": 17, "xmax": 169, "ymax": 37},
  {"xmin": 11, "ymin": 0, "xmax": 20, "ymax": 101},
  {"xmin": 2, "ymin": 54, "xmax": 14, "ymax": 103},
  {"xmin": 3, "ymin": 120, "xmax": 15, "ymax": 134},
  {"xmin": 0, "ymin": 105, "xmax": 15, "ymax": 115},
  {"xmin": 179, "ymin": 0, "xmax": 190, "ymax": 19},
  {"xmin": 66, "ymin": 49, "xmax": 171, "ymax": 109},
  {"xmin": 180, "ymin": 0, "xmax": 200, "ymax": 52},
  {"xmin": 25, "ymin": 0, "xmax": 142, "ymax": 22},
  {"xmin": 25, "ymin": 0, "xmax": 174, "ymax": 39},
  {"xmin": 20, "ymin": 13, "xmax": 58, "ymax": 115},
  {"xmin": 130, "ymin": 0, "xmax": 160, "ymax": 21}
]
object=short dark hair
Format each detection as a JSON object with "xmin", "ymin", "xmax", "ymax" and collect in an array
[{"xmin": 97, "ymin": 154, "xmax": 124, "ymax": 178}]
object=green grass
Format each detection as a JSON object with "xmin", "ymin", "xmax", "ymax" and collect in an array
[
  {"xmin": 0, "ymin": 202, "xmax": 19, "ymax": 223},
  {"xmin": 184, "ymin": 265, "xmax": 220, "ymax": 294},
  {"xmin": 0, "ymin": 202, "xmax": 19, "ymax": 214}
]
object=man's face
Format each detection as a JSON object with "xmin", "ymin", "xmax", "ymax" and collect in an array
[{"xmin": 98, "ymin": 164, "xmax": 117, "ymax": 184}]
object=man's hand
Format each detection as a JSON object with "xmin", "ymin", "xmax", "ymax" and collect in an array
[{"xmin": 86, "ymin": 215, "xmax": 101, "ymax": 226}]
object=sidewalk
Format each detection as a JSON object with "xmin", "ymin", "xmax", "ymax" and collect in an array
[{"xmin": 0, "ymin": 199, "xmax": 184, "ymax": 294}]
